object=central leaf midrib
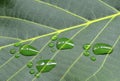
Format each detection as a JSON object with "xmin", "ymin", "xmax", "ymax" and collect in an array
[{"xmin": 0, "ymin": 12, "xmax": 120, "ymax": 50}]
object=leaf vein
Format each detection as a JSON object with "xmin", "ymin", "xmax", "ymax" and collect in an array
[
  {"xmin": 0, "ymin": 12, "xmax": 120, "ymax": 51},
  {"xmin": 0, "ymin": 36, "xmax": 22, "ymax": 41},
  {"xmin": 59, "ymin": 16, "xmax": 116, "ymax": 81},
  {"xmin": 6, "ymin": 40, "xmax": 51, "ymax": 81},
  {"xmin": 98, "ymin": 0, "xmax": 119, "ymax": 12},
  {"xmin": 34, "ymin": 0, "xmax": 89, "ymax": 22},
  {"xmin": 0, "ymin": 16, "xmax": 57, "ymax": 31},
  {"xmin": 85, "ymin": 35, "xmax": 120, "ymax": 81}
]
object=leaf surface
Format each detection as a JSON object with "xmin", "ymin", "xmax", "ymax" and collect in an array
[{"xmin": 0, "ymin": 0, "xmax": 120, "ymax": 81}]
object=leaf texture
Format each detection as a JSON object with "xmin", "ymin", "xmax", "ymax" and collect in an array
[{"xmin": 0, "ymin": 0, "xmax": 120, "ymax": 81}]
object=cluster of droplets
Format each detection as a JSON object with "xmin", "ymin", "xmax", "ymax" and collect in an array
[
  {"xmin": 9, "ymin": 34, "xmax": 75, "ymax": 78},
  {"xmin": 48, "ymin": 34, "xmax": 74, "ymax": 51},
  {"xmin": 9, "ymin": 34, "xmax": 113, "ymax": 77},
  {"xmin": 83, "ymin": 43, "xmax": 113, "ymax": 61}
]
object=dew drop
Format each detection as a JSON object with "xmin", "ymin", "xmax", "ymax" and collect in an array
[
  {"xmin": 29, "ymin": 69, "xmax": 35, "ymax": 74},
  {"xmin": 27, "ymin": 62, "xmax": 33, "ymax": 68},
  {"xmin": 83, "ymin": 51, "xmax": 90, "ymax": 56},
  {"xmin": 15, "ymin": 54, "xmax": 20, "ymax": 58},
  {"xmin": 51, "ymin": 35, "xmax": 58, "ymax": 41},
  {"xmin": 19, "ymin": 44, "xmax": 38, "ymax": 56},
  {"xmin": 14, "ymin": 42, "xmax": 21, "ymax": 47},
  {"xmin": 34, "ymin": 73, "xmax": 40, "ymax": 78},
  {"xmin": 83, "ymin": 43, "xmax": 91, "ymax": 50},
  {"xmin": 93, "ymin": 43, "xmax": 113, "ymax": 55},
  {"xmin": 48, "ymin": 42, "xmax": 54, "ymax": 48},
  {"xmin": 10, "ymin": 49, "xmax": 16, "ymax": 54},
  {"xmin": 51, "ymin": 48, "xmax": 56, "ymax": 53},
  {"xmin": 36, "ymin": 60, "xmax": 56, "ymax": 73},
  {"xmin": 90, "ymin": 56, "xmax": 96, "ymax": 61},
  {"xmin": 56, "ymin": 38, "xmax": 74, "ymax": 50}
]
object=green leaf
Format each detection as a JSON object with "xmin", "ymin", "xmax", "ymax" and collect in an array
[{"xmin": 0, "ymin": 0, "xmax": 120, "ymax": 81}]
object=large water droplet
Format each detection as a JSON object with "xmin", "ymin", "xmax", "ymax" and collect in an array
[
  {"xmin": 19, "ymin": 44, "xmax": 38, "ymax": 56},
  {"xmin": 56, "ymin": 38, "xmax": 74, "ymax": 50},
  {"xmin": 36, "ymin": 60, "xmax": 56, "ymax": 73},
  {"xmin": 93, "ymin": 43, "xmax": 113, "ymax": 55},
  {"xmin": 27, "ymin": 62, "xmax": 33, "ymax": 68}
]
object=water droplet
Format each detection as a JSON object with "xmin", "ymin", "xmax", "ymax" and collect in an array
[
  {"xmin": 19, "ymin": 44, "xmax": 38, "ymax": 56},
  {"xmin": 90, "ymin": 56, "xmax": 96, "ymax": 61},
  {"xmin": 34, "ymin": 73, "xmax": 40, "ymax": 78},
  {"xmin": 93, "ymin": 43, "xmax": 113, "ymax": 55},
  {"xmin": 83, "ymin": 51, "xmax": 90, "ymax": 56},
  {"xmin": 36, "ymin": 60, "xmax": 56, "ymax": 73},
  {"xmin": 29, "ymin": 69, "xmax": 35, "ymax": 74},
  {"xmin": 27, "ymin": 62, "xmax": 33, "ymax": 68},
  {"xmin": 83, "ymin": 43, "xmax": 91, "ymax": 50},
  {"xmin": 14, "ymin": 42, "xmax": 21, "ymax": 47},
  {"xmin": 10, "ymin": 49, "xmax": 16, "ymax": 54},
  {"xmin": 51, "ymin": 48, "xmax": 56, "ymax": 53},
  {"xmin": 56, "ymin": 38, "xmax": 74, "ymax": 50},
  {"xmin": 48, "ymin": 42, "xmax": 54, "ymax": 48},
  {"xmin": 51, "ymin": 35, "xmax": 58, "ymax": 41},
  {"xmin": 15, "ymin": 54, "xmax": 20, "ymax": 58}
]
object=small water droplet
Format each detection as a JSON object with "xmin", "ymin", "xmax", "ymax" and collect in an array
[
  {"xmin": 15, "ymin": 54, "xmax": 20, "ymax": 58},
  {"xmin": 48, "ymin": 42, "xmax": 54, "ymax": 48},
  {"xmin": 83, "ymin": 43, "xmax": 91, "ymax": 50},
  {"xmin": 51, "ymin": 48, "xmax": 56, "ymax": 53},
  {"xmin": 51, "ymin": 35, "xmax": 58, "ymax": 41},
  {"xmin": 27, "ymin": 62, "xmax": 33, "ymax": 68},
  {"xmin": 14, "ymin": 42, "xmax": 21, "ymax": 47},
  {"xmin": 19, "ymin": 44, "xmax": 38, "ymax": 56},
  {"xmin": 56, "ymin": 38, "xmax": 74, "ymax": 50},
  {"xmin": 83, "ymin": 51, "xmax": 90, "ymax": 56},
  {"xmin": 29, "ymin": 69, "xmax": 35, "ymax": 74},
  {"xmin": 34, "ymin": 72, "xmax": 40, "ymax": 78},
  {"xmin": 36, "ymin": 60, "xmax": 56, "ymax": 73},
  {"xmin": 93, "ymin": 43, "xmax": 113, "ymax": 55},
  {"xmin": 10, "ymin": 49, "xmax": 16, "ymax": 54},
  {"xmin": 90, "ymin": 56, "xmax": 96, "ymax": 61}
]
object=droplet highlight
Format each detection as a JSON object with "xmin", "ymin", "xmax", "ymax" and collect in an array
[
  {"xmin": 93, "ymin": 43, "xmax": 113, "ymax": 55},
  {"xmin": 27, "ymin": 62, "xmax": 33, "ymax": 68},
  {"xmin": 56, "ymin": 38, "xmax": 74, "ymax": 50},
  {"xmin": 90, "ymin": 56, "xmax": 96, "ymax": 61},
  {"xmin": 19, "ymin": 44, "xmax": 38, "ymax": 56},
  {"xmin": 36, "ymin": 60, "xmax": 56, "ymax": 73}
]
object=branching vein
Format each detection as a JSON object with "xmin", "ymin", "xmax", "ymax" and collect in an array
[
  {"xmin": 0, "ymin": 16, "xmax": 58, "ymax": 31},
  {"xmin": 98, "ymin": 0, "xmax": 119, "ymax": 12},
  {"xmin": 34, "ymin": 0, "xmax": 89, "ymax": 22}
]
